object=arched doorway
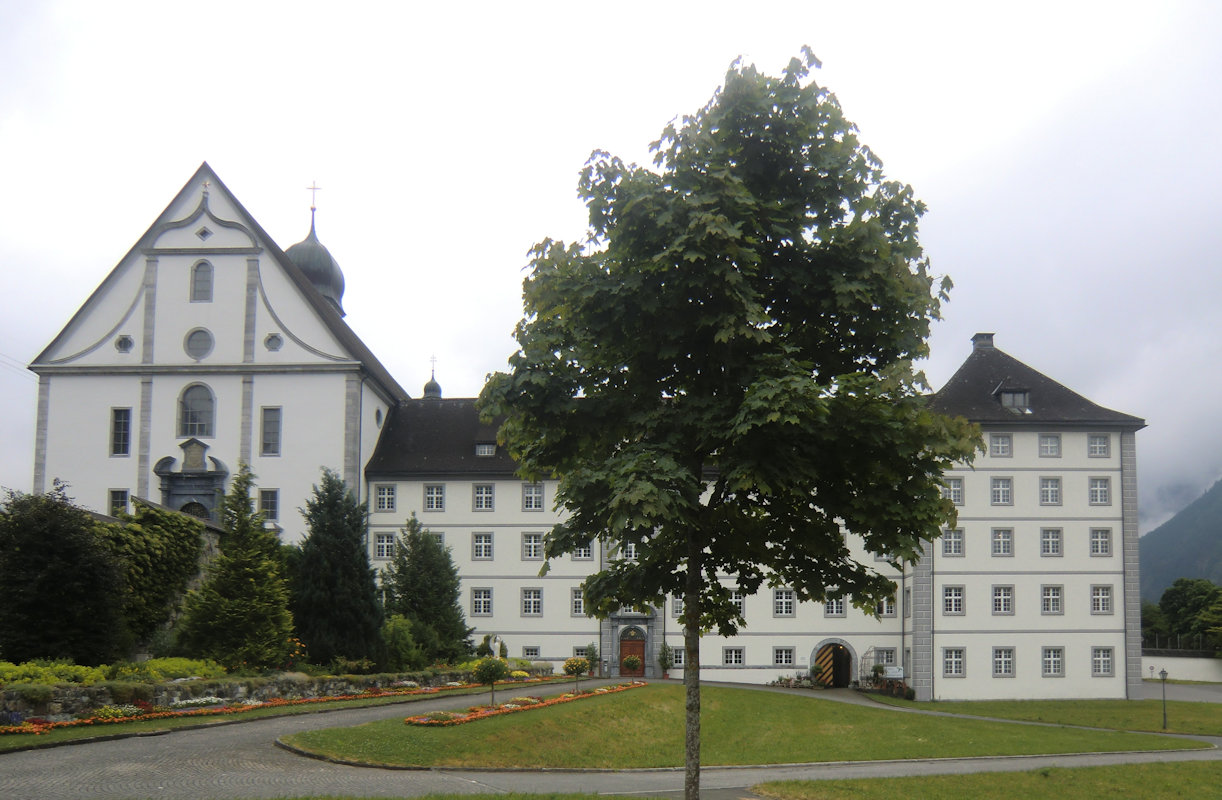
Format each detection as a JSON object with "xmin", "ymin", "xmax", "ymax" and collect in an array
[
  {"xmin": 813, "ymin": 642, "xmax": 854, "ymax": 688},
  {"xmin": 619, "ymin": 626, "xmax": 646, "ymax": 677}
]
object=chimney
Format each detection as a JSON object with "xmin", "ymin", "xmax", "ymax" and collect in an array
[{"xmin": 972, "ymin": 332, "xmax": 995, "ymax": 351}]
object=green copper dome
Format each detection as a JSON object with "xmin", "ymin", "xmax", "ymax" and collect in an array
[{"xmin": 285, "ymin": 210, "xmax": 345, "ymax": 316}]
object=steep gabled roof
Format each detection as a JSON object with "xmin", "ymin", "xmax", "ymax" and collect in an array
[
  {"xmin": 31, "ymin": 162, "xmax": 408, "ymax": 403},
  {"xmin": 365, "ymin": 398, "xmax": 517, "ymax": 478},
  {"xmin": 929, "ymin": 333, "xmax": 1144, "ymax": 428}
]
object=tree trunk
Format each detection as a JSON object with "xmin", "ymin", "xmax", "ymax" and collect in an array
[{"xmin": 684, "ymin": 538, "xmax": 702, "ymax": 800}]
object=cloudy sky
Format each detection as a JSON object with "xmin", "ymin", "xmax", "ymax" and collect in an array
[{"xmin": 2, "ymin": 1, "xmax": 1219, "ymax": 532}]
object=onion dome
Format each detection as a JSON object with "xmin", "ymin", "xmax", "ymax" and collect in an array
[
  {"xmin": 285, "ymin": 208, "xmax": 345, "ymax": 316},
  {"xmin": 423, "ymin": 370, "xmax": 442, "ymax": 399}
]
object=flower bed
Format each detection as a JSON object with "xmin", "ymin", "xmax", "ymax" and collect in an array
[
  {"xmin": 0, "ymin": 676, "xmax": 568, "ymax": 737},
  {"xmin": 404, "ymin": 681, "xmax": 646, "ymax": 727}
]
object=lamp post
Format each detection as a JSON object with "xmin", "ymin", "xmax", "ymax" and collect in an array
[{"xmin": 1160, "ymin": 668, "xmax": 1168, "ymax": 730}]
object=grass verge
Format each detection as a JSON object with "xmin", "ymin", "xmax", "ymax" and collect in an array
[
  {"xmin": 755, "ymin": 761, "xmax": 1222, "ymax": 799},
  {"xmin": 866, "ymin": 694, "xmax": 1222, "ymax": 736},
  {"xmin": 0, "ymin": 684, "xmax": 499, "ymax": 753},
  {"xmin": 280, "ymin": 683, "xmax": 1203, "ymax": 768}
]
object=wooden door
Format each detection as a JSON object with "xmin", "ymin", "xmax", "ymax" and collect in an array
[{"xmin": 620, "ymin": 639, "xmax": 645, "ymax": 677}]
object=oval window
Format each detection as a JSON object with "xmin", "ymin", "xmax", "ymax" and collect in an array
[{"xmin": 185, "ymin": 328, "xmax": 214, "ymax": 359}]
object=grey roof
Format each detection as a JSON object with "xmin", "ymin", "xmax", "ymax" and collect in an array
[
  {"xmin": 929, "ymin": 333, "xmax": 1144, "ymax": 429},
  {"xmin": 365, "ymin": 398, "xmax": 516, "ymax": 478}
]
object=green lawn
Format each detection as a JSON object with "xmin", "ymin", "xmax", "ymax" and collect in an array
[
  {"xmin": 867, "ymin": 694, "xmax": 1222, "ymax": 736},
  {"xmin": 756, "ymin": 762, "xmax": 1222, "ymax": 799},
  {"xmin": 280, "ymin": 684, "xmax": 1202, "ymax": 768}
]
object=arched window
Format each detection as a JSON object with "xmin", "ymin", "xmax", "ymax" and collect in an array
[
  {"xmin": 191, "ymin": 261, "xmax": 213, "ymax": 302},
  {"xmin": 179, "ymin": 384, "xmax": 215, "ymax": 438}
]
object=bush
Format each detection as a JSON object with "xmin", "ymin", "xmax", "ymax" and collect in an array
[
  {"xmin": 107, "ymin": 658, "xmax": 226, "ymax": 683},
  {"xmin": 0, "ymin": 660, "xmax": 106, "ymax": 687},
  {"xmin": 99, "ymin": 681, "xmax": 154, "ymax": 704},
  {"xmin": 7, "ymin": 683, "xmax": 53, "ymax": 706}
]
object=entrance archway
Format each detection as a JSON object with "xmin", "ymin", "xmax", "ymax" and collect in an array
[
  {"xmin": 619, "ymin": 626, "xmax": 646, "ymax": 677},
  {"xmin": 813, "ymin": 641, "xmax": 854, "ymax": 688}
]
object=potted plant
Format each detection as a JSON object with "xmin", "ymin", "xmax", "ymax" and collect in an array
[
  {"xmin": 657, "ymin": 643, "xmax": 674, "ymax": 678},
  {"xmin": 563, "ymin": 656, "xmax": 590, "ymax": 693},
  {"xmin": 871, "ymin": 663, "xmax": 885, "ymax": 687},
  {"xmin": 621, "ymin": 654, "xmax": 642, "ymax": 674}
]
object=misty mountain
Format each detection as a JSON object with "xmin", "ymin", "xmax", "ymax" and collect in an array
[{"xmin": 1140, "ymin": 477, "xmax": 1222, "ymax": 602}]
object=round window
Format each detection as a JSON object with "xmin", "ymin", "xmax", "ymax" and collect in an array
[
  {"xmin": 264, "ymin": 333, "xmax": 284, "ymax": 351},
  {"xmin": 185, "ymin": 328, "xmax": 214, "ymax": 359},
  {"xmin": 114, "ymin": 335, "xmax": 134, "ymax": 353}
]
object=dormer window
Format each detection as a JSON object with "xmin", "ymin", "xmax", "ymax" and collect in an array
[
  {"xmin": 475, "ymin": 443, "xmax": 496, "ymax": 457},
  {"xmin": 999, "ymin": 390, "xmax": 1030, "ymax": 411}
]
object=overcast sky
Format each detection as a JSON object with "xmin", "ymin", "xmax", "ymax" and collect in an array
[{"xmin": 2, "ymin": 1, "xmax": 1219, "ymax": 533}]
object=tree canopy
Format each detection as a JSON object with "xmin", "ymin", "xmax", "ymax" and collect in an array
[
  {"xmin": 380, "ymin": 514, "xmax": 473, "ymax": 664},
  {"xmin": 290, "ymin": 469, "xmax": 383, "ymax": 666},
  {"xmin": 479, "ymin": 49, "xmax": 979, "ymax": 800},
  {"xmin": 0, "ymin": 483, "xmax": 127, "ymax": 665}
]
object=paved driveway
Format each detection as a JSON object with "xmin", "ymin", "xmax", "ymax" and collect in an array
[{"xmin": 1, "ymin": 682, "xmax": 1218, "ymax": 800}]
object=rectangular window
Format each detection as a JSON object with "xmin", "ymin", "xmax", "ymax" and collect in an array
[
  {"xmin": 475, "ymin": 443, "xmax": 496, "ymax": 457},
  {"xmin": 723, "ymin": 647, "xmax": 744, "ymax": 666},
  {"xmin": 1039, "ymin": 477, "xmax": 1062, "ymax": 505},
  {"xmin": 1042, "ymin": 585, "xmax": 1064, "ymax": 615},
  {"xmin": 1089, "ymin": 477, "xmax": 1111, "ymax": 505},
  {"xmin": 471, "ymin": 588, "xmax": 492, "ymax": 616},
  {"xmin": 522, "ymin": 483, "xmax": 544, "ymax": 511},
  {"xmin": 424, "ymin": 484, "xmax": 445, "ymax": 511},
  {"xmin": 573, "ymin": 646, "xmax": 588, "ymax": 659},
  {"xmin": 875, "ymin": 648, "xmax": 897, "ymax": 665},
  {"xmin": 473, "ymin": 484, "xmax": 495, "ymax": 511},
  {"xmin": 1042, "ymin": 647, "xmax": 1064, "ymax": 677},
  {"xmin": 428, "ymin": 531, "xmax": 445, "ymax": 546},
  {"xmin": 1000, "ymin": 391, "xmax": 1028, "ymax": 409},
  {"xmin": 375, "ymin": 485, "xmax": 396, "ymax": 512},
  {"xmin": 774, "ymin": 647, "xmax": 794, "ymax": 666},
  {"xmin": 374, "ymin": 532, "xmax": 394, "ymax": 559},
  {"xmin": 672, "ymin": 596, "xmax": 685, "ymax": 617},
  {"xmin": 472, "ymin": 532, "xmax": 493, "ymax": 560},
  {"xmin": 990, "ymin": 433, "xmax": 1012, "ymax": 457},
  {"xmin": 824, "ymin": 597, "xmax": 845, "ymax": 617},
  {"xmin": 1090, "ymin": 528, "xmax": 1113, "ymax": 556},
  {"xmin": 1092, "ymin": 647, "xmax": 1115, "ymax": 677},
  {"xmin": 1091, "ymin": 585, "xmax": 1114, "ymax": 614},
  {"xmin": 773, "ymin": 589, "xmax": 795, "ymax": 617},
  {"xmin": 672, "ymin": 647, "xmax": 685, "ymax": 666},
  {"xmin": 1039, "ymin": 434, "xmax": 1061, "ymax": 457},
  {"xmin": 1040, "ymin": 528, "xmax": 1063, "ymax": 557},
  {"xmin": 571, "ymin": 587, "xmax": 585, "ymax": 616},
  {"xmin": 941, "ymin": 477, "xmax": 964, "ymax": 505},
  {"xmin": 731, "ymin": 590, "xmax": 745, "ymax": 616},
  {"xmin": 904, "ymin": 586, "xmax": 912, "ymax": 618},
  {"xmin": 992, "ymin": 585, "xmax": 1014, "ymax": 615},
  {"xmin": 522, "ymin": 646, "xmax": 540, "ymax": 659},
  {"xmin": 991, "ymin": 477, "xmax": 1013, "ymax": 505},
  {"xmin": 991, "ymin": 528, "xmax": 1013, "ymax": 557},
  {"xmin": 260, "ymin": 407, "xmax": 281, "ymax": 456},
  {"xmin": 1088, "ymin": 434, "xmax": 1111, "ymax": 457},
  {"xmin": 943, "ymin": 647, "xmax": 965, "ymax": 678},
  {"xmin": 943, "ymin": 585, "xmax": 964, "ymax": 615},
  {"xmin": 110, "ymin": 408, "xmax": 131, "ymax": 456},
  {"xmin": 521, "ymin": 588, "xmax": 542, "ymax": 616},
  {"xmin": 109, "ymin": 489, "xmax": 129, "ymax": 515},
  {"xmin": 619, "ymin": 541, "xmax": 638, "ymax": 561},
  {"xmin": 876, "ymin": 595, "xmax": 896, "ymax": 617},
  {"xmin": 259, "ymin": 488, "xmax": 279, "ymax": 521},
  {"xmin": 572, "ymin": 541, "xmax": 593, "ymax": 560},
  {"xmin": 522, "ymin": 532, "xmax": 544, "ymax": 560},
  {"xmin": 993, "ymin": 647, "xmax": 1015, "ymax": 677},
  {"xmin": 942, "ymin": 528, "xmax": 964, "ymax": 557}
]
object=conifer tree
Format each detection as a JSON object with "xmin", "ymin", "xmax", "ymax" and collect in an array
[
  {"xmin": 290, "ymin": 469, "xmax": 382, "ymax": 666},
  {"xmin": 381, "ymin": 514, "xmax": 473, "ymax": 664},
  {"xmin": 176, "ymin": 464, "xmax": 295, "ymax": 671},
  {"xmin": 0, "ymin": 483, "xmax": 127, "ymax": 665}
]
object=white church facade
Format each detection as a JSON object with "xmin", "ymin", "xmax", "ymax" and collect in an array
[{"xmin": 29, "ymin": 165, "xmax": 1145, "ymax": 702}]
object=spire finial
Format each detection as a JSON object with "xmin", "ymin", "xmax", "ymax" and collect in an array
[{"xmin": 307, "ymin": 181, "xmax": 321, "ymax": 211}]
